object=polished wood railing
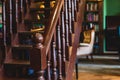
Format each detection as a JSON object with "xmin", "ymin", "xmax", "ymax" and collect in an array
[
  {"xmin": 30, "ymin": 0, "xmax": 86, "ymax": 80},
  {"xmin": 1, "ymin": 0, "xmax": 85, "ymax": 80}
]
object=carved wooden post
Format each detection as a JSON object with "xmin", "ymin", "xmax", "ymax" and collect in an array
[{"xmin": 30, "ymin": 33, "xmax": 46, "ymax": 80}]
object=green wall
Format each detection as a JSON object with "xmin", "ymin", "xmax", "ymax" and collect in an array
[
  {"xmin": 103, "ymin": 0, "xmax": 120, "ymax": 29},
  {"xmin": 103, "ymin": 0, "xmax": 120, "ymax": 52},
  {"xmin": 106, "ymin": 0, "xmax": 120, "ymax": 16}
]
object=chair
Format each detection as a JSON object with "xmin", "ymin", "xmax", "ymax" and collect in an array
[{"xmin": 75, "ymin": 29, "xmax": 95, "ymax": 80}]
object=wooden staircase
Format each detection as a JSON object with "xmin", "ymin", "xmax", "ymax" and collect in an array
[{"xmin": 0, "ymin": 0, "xmax": 86, "ymax": 80}]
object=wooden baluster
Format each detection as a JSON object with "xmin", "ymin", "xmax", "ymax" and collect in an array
[
  {"xmin": 19, "ymin": 0, "xmax": 23, "ymax": 23},
  {"xmin": 23, "ymin": 0, "xmax": 27, "ymax": 14},
  {"xmin": 74, "ymin": 0, "xmax": 78, "ymax": 21},
  {"xmin": 24, "ymin": 0, "xmax": 31, "ymax": 21},
  {"xmin": 2, "ymin": 0, "xmax": 6, "ymax": 46},
  {"xmin": 47, "ymin": 49, "xmax": 51, "ymax": 80},
  {"xmin": 57, "ymin": 18, "xmax": 62, "ymax": 80},
  {"xmin": 74, "ymin": 0, "xmax": 77, "ymax": 21},
  {"xmin": 18, "ymin": 0, "xmax": 29, "ymax": 32},
  {"xmin": 52, "ymin": 35, "xmax": 57, "ymax": 80},
  {"xmin": 68, "ymin": 0, "xmax": 72, "ymax": 46},
  {"xmin": 26, "ymin": 0, "xmax": 29, "ymax": 13},
  {"xmin": 74, "ymin": 0, "xmax": 77, "ymax": 12},
  {"xmin": 61, "ymin": 11, "xmax": 66, "ymax": 62},
  {"xmin": 2, "ymin": 0, "xmax": 7, "ymax": 59},
  {"xmin": 61, "ymin": 10, "xmax": 67, "ymax": 77},
  {"xmin": 71, "ymin": 0, "xmax": 75, "ymax": 33},
  {"xmin": 9, "ymin": 0, "xmax": 12, "ymax": 34},
  {"xmin": 64, "ymin": 0, "xmax": 70, "ymax": 61},
  {"xmin": 15, "ymin": 0, "xmax": 19, "ymax": 33}
]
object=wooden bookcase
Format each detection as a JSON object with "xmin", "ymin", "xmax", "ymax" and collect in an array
[{"xmin": 83, "ymin": 0, "xmax": 103, "ymax": 54}]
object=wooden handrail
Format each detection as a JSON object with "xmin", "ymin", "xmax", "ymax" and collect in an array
[
  {"xmin": 30, "ymin": 0, "xmax": 86, "ymax": 80},
  {"xmin": 43, "ymin": 0, "xmax": 64, "ymax": 53}
]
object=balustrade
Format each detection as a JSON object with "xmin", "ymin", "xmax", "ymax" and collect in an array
[{"xmin": 1, "ymin": 0, "xmax": 85, "ymax": 80}]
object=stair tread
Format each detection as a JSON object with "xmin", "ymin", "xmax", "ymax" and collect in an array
[
  {"xmin": 30, "ymin": 2, "xmax": 53, "ymax": 12},
  {"xmin": 4, "ymin": 59, "xmax": 30, "ymax": 65},
  {"xmin": 12, "ymin": 45, "xmax": 32, "ymax": 49},
  {"xmin": 18, "ymin": 30, "xmax": 44, "ymax": 34}
]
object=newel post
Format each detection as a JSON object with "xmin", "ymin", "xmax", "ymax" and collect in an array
[{"xmin": 30, "ymin": 33, "xmax": 46, "ymax": 80}]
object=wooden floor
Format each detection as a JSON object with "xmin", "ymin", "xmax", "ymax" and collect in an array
[
  {"xmin": 72, "ymin": 55, "xmax": 120, "ymax": 80},
  {"xmin": 73, "ymin": 71, "xmax": 120, "ymax": 80}
]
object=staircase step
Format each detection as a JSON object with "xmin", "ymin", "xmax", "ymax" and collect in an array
[
  {"xmin": 30, "ymin": 2, "xmax": 53, "ymax": 12},
  {"xmin": 18, "ymin": 30, "xmax": 44, "ymax": 34},
  {"xmin": 12, "ymin": 45, "xmax": 32, "ymax": 49},
  {"xmin": 4, "ymin": 59, "xmax": 30, "ymax": 65}
]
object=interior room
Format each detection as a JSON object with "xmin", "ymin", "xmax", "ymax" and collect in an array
[
  {"xmin": 0, "ymin": 0, "xmax": 120, "ymax": 80},
  {"xmin": 76, "ymin": 0, "xmax": 120, "ymax": 80}
]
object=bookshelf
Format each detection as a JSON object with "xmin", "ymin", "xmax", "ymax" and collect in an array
[{"xmin": 83, "ymin": 0, "xmax": 103, "ymax": 54}]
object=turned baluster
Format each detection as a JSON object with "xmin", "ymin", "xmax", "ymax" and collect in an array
[
  {"xmin": 51, "ymin": 35, "xmax": 57, "ymax": 80},
  {"xmin": 15, "ymin": 0, "xmax": 19, "ymax": 33},
  {"xmin": 2, "ymin": 0, "xmax": 6, "ymax": 45},
  {"xmin": 26, "ymin": 0, "xmax": 30, "ymax": 13},
  {"xmin": 71, "ymin": 0, "xmax": 75, "ymax": 32},
  {"xmin": 61, "ymin": 10, "xmax": 67, "ymax": 77},
  {"xmin": 9, "ymin": 0, "xmax": 12, "ymax": 34},
  {"xmin": 19, "ymin": 0, "xmax": 24, "ymax": 23},
  {"xmin": 74, "ymin": 0, "xmax": 77, "ymax": 21},
  {"xmin": 61, "ymin": 11, "xmax": 66, "ymax": 62},
  {"xmin": 64, "ymin": 0, "xmax": 70, "ymax": 61},
  {"xmin": 74, "ymin": 0, "xmax": 77, "ymax": 12},
  {"xmin": 47, "ymin": 49, "xmax": 51, "ymax": 80},
  {"xmin": 68, "ymin": 0, "xmax": 72, "ymax": 46},
  {"xmin": 57, "ymin": 18, "xmax": 62, "ymax": 80}
]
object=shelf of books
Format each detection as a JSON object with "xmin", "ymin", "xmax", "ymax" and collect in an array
[{"xmin": 83, "ymin": 0, "xmax": 103, "ymax": 54}]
